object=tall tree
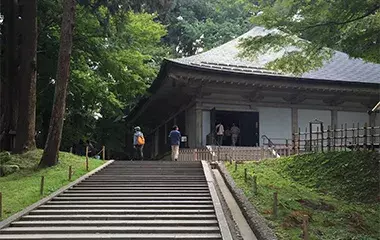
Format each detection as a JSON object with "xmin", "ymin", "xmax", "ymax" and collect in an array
[
  {"xmin": 239, "ymin": 0, "xmax": 380, "ymax": 75},
  {"xmin": 40, "ymin": 0, "xmax": 76, "ymax": 167},
  {"xmin": 14, "ymin": 0, "xmax": 38, "ymax": 153},
  {"xmin": 1, "ymin": 0, "xmax": 21, "ymax": 151}
]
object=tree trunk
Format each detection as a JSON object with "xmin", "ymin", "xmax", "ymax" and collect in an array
[
  {"xmin": 14, "ymin": 0, "xmax": 37, "ymax": 153},
  {"xmin": 0, "ymin": 0, "xmax": 20, "ymax": 151},
  {"xmin": 39, "ymin": 0, "xmax": 76, "ymax": 167}
]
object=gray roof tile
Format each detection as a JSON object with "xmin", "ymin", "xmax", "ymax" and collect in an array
[{"xmin": 172, "ymin": 27, "xmax": 380, "ymax": 84}]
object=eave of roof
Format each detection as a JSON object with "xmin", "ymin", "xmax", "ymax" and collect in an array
[{"xmin": 173, "ymin": 26, "xmax": 380, "ymax": 85}]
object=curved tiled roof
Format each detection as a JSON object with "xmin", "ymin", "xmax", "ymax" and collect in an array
[{"xmin": 172, "ymin": 27, "xmax": 380, "ymax": 84}]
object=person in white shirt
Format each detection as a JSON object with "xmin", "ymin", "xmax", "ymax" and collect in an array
[
  {"xmin": 230, "ymin": 123, "xmax": 240, "ymax": 146},
  {"xmin": 215, "ymin": 122, "xmax": 224, "ymax": 146}
]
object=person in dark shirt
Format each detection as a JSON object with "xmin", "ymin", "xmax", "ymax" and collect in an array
[{"xmin": 168, "ymin": 125, "xmax": 181, "ymax": 161}]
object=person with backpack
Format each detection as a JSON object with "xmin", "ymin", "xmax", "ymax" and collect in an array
[
  {"xmin": 133, "ymin": 126, "xmax": 145, "ymax": 160},
  {"xmin": 168, "ymin": 125, "xmax": 181, "ymax": 161}
]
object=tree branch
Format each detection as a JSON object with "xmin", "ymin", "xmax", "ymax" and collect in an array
[{"xmin": 300, "ymin": 4, "xmax": 380, "ymax": 31}]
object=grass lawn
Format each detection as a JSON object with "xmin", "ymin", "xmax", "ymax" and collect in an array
[
  {"xmin": 226, "ymin": 151, "xmax": 379, "ymax": 240},
  {"xmin": 0, "ymin": 149, "xmax": 105, "ymax": 220}
]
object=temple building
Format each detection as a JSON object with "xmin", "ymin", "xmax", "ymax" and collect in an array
[{"xmin": 126, "ymin": 27, "xmax": 380, "ymax": 158}]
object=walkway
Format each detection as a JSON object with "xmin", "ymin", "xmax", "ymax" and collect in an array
[{"xmin": 0, "ymin": 161, "xmax": 230, "ymax": 239}]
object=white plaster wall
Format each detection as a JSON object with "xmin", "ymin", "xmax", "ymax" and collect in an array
[
  {"xmin": 298, "ymin": 109, "xmax": 331, "ymax": 132},
  {"xmin": 258, "ymin": 107, "xmax": 292, "ymax": 146},
  {"xmin": 337, "ymin": 111, "xmax": 369, "ymax": 128},
  {"xmin": 337, "ymin": 111, "xmax": 369, "ymax": 140},
  {"xmin": 202, "ymin": 111, "xmax": 211, "ymax": 146},
  {"xmin": 375, "ymin": 113, "xmax": 380, "ymax": 126}
]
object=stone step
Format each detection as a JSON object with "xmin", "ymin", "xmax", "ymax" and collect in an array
[
  {"xmin": 29, "ymin": 209, "xmax": 216, "ymax": 215},
  {"xmin": 0, "ymin": 226, "xmax": 220, "ymax": 234},
  {"xmin": 52, "ymin": 196, "xmax": 212, "ymax": 201},
  {"xmin": 0, "ymin": 233, "xmax": 222, "ymax": 240},
  {"xmin": 47, "ymin": 201, "xmax": 213, "ymax": 205},
  {"xmin": 76, "ymin": 183, "xmax": 208, "ymax": 187},
  {"xmin": 64, "ymin": 190, "xmax": 210, "ymax": 193},
  {"xmin": 20, "ymin": 214, "xmax": 217, "ymax": 221},
  {"xmin": 11, "ymin": 220, "xmax": 218, "ymax": 227},
  {"xmin": 59, "ymin": 193, "xmax": 211, "ymax": 197},
  {"xmin": 38, "ymin": 204, "xmax": 214, "ymax": 209},
  {"xmin": 70, "ymin": 187, "xmax": 209, "ymax": 190},
  {"xmin": 81, "ymin": 180, "xmax": 207, "ymax": 183}
]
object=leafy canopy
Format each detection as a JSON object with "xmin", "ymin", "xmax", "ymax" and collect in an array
[{"xmin": 238, "ymin": 0, "xmax": 380, "ymax": 74}]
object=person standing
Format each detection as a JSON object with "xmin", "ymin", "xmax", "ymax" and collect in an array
[
  {"xmin": 230, "ymin": 123, "xmax": 240, "ymax": 146},
  {"xmin": 133, "ymin": 126, "xmax": 145, "ymax": 160},
  {"xmin": 168, "ymin": 125, "xmax": 181, "ymax": 161},
  {"xmin": 215, "ymin": 122, "xmax": 224, "ymax": 146}
]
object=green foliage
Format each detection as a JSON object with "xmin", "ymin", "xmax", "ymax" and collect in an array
[
  {"xmin": 0, "ymin": 149, "xmax": 105, "ymax": 219},
  {"xmin": 279, "ymin": 151, "xmax": 379, "ymax": 203},
  {"xmin": 239, "ymin": 0, "xmax": 380, "ymax": 74},
  {"xmin": 160, "ymin": 0, "xmax": 254, "ymax": 56},
  {"xmin": 226, "ymin": 151, "xmax": 379, "ymax": 240},
  {"xmin": 36, "ymin": 0, "xmax": 169, "ymax": 152}
]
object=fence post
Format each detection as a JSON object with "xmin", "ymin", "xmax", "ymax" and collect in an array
[
  {"xmin": 40, "ymin": 176, "xmax": 45, "ymax": 197},
  {"xmin": 285, "ymin": 139, "xmax": 289, "ymax": 156},
  {"xmin": 85, "ymin": 146, "xmax": 89, "ymax": 171},
  {"xmin": 252, "ymin": 175, "xmax": 257, "ymax": 195},
  {"xmin": 273, "ymin": 192, "xmax": 278, "ymax": 218},
  {"xmin": 340, "ymin": 124, "xmax": 344, "ymax": 151},
  {"xmin": 292, "ymin": 133, "xmax": 295, "ymax": 155},
  {"xmin": 333, "ymin": 125, "xmax": 337, "ymax": 151},
  {"xmin": 344, "ymin": 123, "xmax": 348, "ymax": 151},
  {"xmin": 371, "ymin": 125, "xmax": 375, "ymax": 150},
  {"xmin": 357, "ymin": 123, "xmax": 360, "ymax": 147},
  {"xmin": 102, "ymin": 146, "xmax": 106, "ymax": 160},
  {"xmin": 316, "ymin": 127, "xmax": 319, "ymax": 152},
  {"xmin": 302, "ymin": 215, "xmax": 310, "ymax": 240},
  {"xmin": 298, "ymin": 128, "xmax": 301, "ymax": 154},
  {"xmin": 69, "ymin": 147, "xmax": 73, "ymax": 153},
  {"xmin": 352, "ymin": 123, "xmax": 355, "ymax": 146},
  {"xmin": 0, "ymin": 192, "xmax": 2, "ymax": 218},
  {"xmin": 327, "ymin": 126, "xmax": 331, "ymax": 152},
  {"xmin": 244, "ymin": 168, "xmax": 248, "ymax": 182},
  {"xmin": 234, "ymin": 161, "xmax": 237, "ymax": 171},
  {"xmin": 364, "ymin": 122, "xmax": 368, "ymax": 149},
  {"xmin": 68, "ymin": 166, "xmax": 72, "ymax": 181},
  {"xmin": 320, "ymin": 124, "xmax": 324, "ymax": 153},
  {"xmin": 309, "ymin": 123, "xmax": 312, "ymax": 152}
]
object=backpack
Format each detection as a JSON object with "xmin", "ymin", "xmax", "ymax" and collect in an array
[{"xmin": 137, "ymin": 135, "xmax": 145, "ymax": 145}]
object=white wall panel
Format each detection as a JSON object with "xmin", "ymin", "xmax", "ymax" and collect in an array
[
  {"xmin": 258, "ymin": 107, "xmax": 292, "ymax": 145},
  {"xmin": 298, "ymin": 109, "xmax": 331, "ymax": 132},
  {"xmin": 202, "ymin": 111, "xmax": 211, "ymax": 146}
]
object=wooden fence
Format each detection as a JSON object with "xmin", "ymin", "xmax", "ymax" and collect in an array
[
  {"xmin": 178, "ymin": 146, "xmax": 275, "ymax": 161},
  {"xmin": 292, "ymin": 123, "xmax": 380, "ymax": 153}
]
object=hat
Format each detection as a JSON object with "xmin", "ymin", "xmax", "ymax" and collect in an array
[{"xmin": 134, "ymin": 126, "xmax": 141, "ymax": 131}]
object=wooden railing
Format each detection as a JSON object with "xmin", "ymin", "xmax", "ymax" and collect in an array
[
  {"xmin": 178, "ymin": 146, "xmax": 275, "ymax": 161},
  {"xmin": 292, "ymin": 123, "xmax": 380, "ymax": 153}
]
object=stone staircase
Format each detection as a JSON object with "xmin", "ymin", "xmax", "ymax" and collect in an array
[{"xmin": 0, "ymin": 161, "xmax": 225, "ymax": 239}]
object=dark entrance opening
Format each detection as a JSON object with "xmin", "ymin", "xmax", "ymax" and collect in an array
[{"xmin": 214, "ymin": 111, "xmax": 259, "ymax": 146}]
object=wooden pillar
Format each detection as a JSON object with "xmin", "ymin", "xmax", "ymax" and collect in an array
[
  {"xmin": 195, "ymin": 108, "xmax": 202, "ymax": 147},
  {"xmin": 331, "ymin": 110, "xmax": 338, "ymax": 139},
  {"xmin": 164, "ymin": 123, "xmax": 168, "ymax": 145},
  {"xmin": 154, "ymin": 128, "xmax": 159, "ymax": 157}
]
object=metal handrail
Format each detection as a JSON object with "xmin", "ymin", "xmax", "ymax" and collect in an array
[{"xmin": 261, "ymin": 135, "xmax": 275, "ymax": 147}]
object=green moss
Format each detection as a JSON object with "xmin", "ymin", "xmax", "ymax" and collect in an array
[
  {"xmin": 0, "ymin": 149, "xmax": 105, "ymax": 220},
  {"xmin": 226, "ymin": 151, "xmax": 379, "ymax": 240}
]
